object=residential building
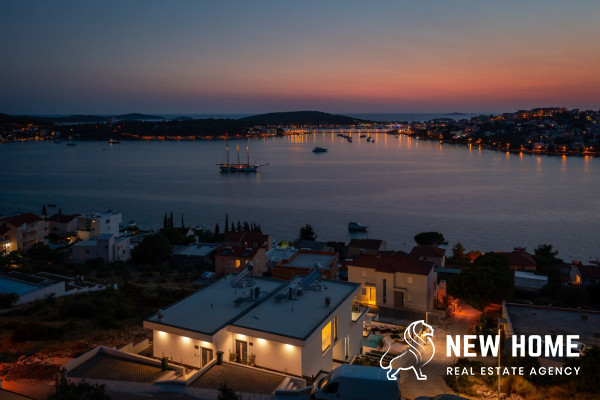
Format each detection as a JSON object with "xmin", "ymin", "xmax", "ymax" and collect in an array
[
  {"xmin": 295, "ymin": 240, "xmax": 333, "ymax": 252},
  {"xmin": 514, "ymin": 271, "xmax": 548, "ymax": 291},
  {"xmin": 48, "ymin": 213, "xmax": 80, "ymax": 236},
  {"xmin": 76, "ymin": 211, "xmax": 122, "ymax": 240},
  {"xmin": 347, "ymin": 239, "xmax": 386, "ymax": 258},
  {"xmin": 143, "ymin": 270, "xmax": 367, "ymax": 378},
  {"xmin": 273, "ymin": 249, "xmax": 339, "ymax": 281},
  {"xmin": 224, "ymin": 231, "xmax": 272, "ymax": 250},
  {"xmin": 214, "ymin": 245, "xmax": 268, "ymax": 277},
  {"xmin": 347, "ymin": 253, "xmax": 437, "ymax": 311},
  {"xmin": 0, "ymin": 213, "xmax": 49, "ymax": 253},
  {"xmin": 500, "ymin": 250, "xmax": 537, "ymax": 272},
  {"xmin": 171, "ymin": 243, "xmax": 220, "ymax": 268},
  {"xmin": 409, "ymin": 245, "xmax": 446, "ymax": 268},
  {"xmin": 266, "ymin": 246, "xmax": 299, "ymax": 270},
  {"xmin": 71, "ymin": 234, "xmax": 130, "ymax": 263},
  {"xmin": 571, "ymin": 263, "xmax": 600, "ymax": 287}
]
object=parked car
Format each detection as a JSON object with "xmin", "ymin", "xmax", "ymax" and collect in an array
[{"xmin": 313, "ymin": 364, "xmax": 400, "ymax": 400}]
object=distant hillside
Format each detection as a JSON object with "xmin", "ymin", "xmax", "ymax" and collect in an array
[
  {"xmin": 114, "ymin": 113, "xmax": 164, "ymax": 121},
  {"xmin": 241, "ymin": 111, "xmax": 366, "ymax": 125}
]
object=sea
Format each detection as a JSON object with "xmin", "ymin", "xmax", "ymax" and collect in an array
[{"xmin": 1, "ymin": 133, "xmax": 598, "ymax": 261}]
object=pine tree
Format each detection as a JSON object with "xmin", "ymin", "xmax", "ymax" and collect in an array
[
  {"xmin": 169, "ymin": 212, "xmax": 174, "ymax": 228},
  {"xmin": 231, "ymin": 221, "xmax": 235, "ymax": 232},
  {"xmin": 164, "ymin": 213, "xmax": 168, "ymax": 228},
  {"xmin": 225, "ymin": 214, "xmax": 229, "ymax": 233},
  {"xmin": 181, "ymin": 214, "xmax": 184, "ymax": 229},
  {"xmin": 236, "ymin": 220, "xmax": 241, "ymax": 231},
  {"xmin": 243, "ymin": 221, "xmax": 250, "ymax": 231},
  {"xmin": 58, "ymin": 208, "xmax": 62, "ymax": 216},
  {"xmin": 215, "ymin": 223, "xmax": 220, "ymax": 236},
  {"xmin": 41, "ymin": 204, "xmax": 47, "ymax": 216}
]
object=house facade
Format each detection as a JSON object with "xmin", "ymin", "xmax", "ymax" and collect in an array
[
  {"xmin": 214, "ymin": 245, "xmax": 268, "ymax": 276},
  {"xmin": 77, "ymin": 211, "xmax": 122, "ymax": 240},
  {"xmin": 347, "ymin": 239, "xmax": 386, "ymax": 258},
  {"xmin": 224, "ymin": 231, "xmax": 272, "ymax": 251},
  {"xmin": 0, "ymin": 213, "xmax": 49, "ymax": 253},
  {"xmin": 71, "ymin": 234, "xmax": 130, "ymax": 263},
  {"xmin": 347, "ymin": 253, "xmax": 437, "ymax": 312},
  {"xmin": 409, "ymin": 245, "xmax": 446, "ymax": 268},
  {"xmin": 143, "ymin": 271, "xmax": 367, "ymax": 378},
  {"xmin": 48, "ymin": 213, "xmax": 80, "ymax": 236}
]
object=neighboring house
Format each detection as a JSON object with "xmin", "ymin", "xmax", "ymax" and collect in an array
[
  {"xmin": 500, "ymin": 250, "xmax": 537, "ymax": 272},
  {"xmin": 71, "ymin": 234, "xmax": 130, "ymax": 263},
  {"xmin": 347, "ymin": 253, "xmax": 437, "ymax": 312},
  {"xmin": 347, "ymin": 239, "xmax": 386, "ymax": 258},
  {"xmin": 273, "ymin": 250, "xmax": 339, "ymax": 281},
  {"xmin": 48, "ymin": 213, "xmax": 80, "ymax": 235},
  {"xmin": 214, "ymin": 245, "xmax": 268, "ymax": 276},
  {"xmin": 143, "ymin": 270, "xmax": 367, "ymax": 378},
  {"xmin": 266, "ymin": 247, "xmax": 299, "ymax": 270},
  {"xmin": 409, "ymin": 245, "xmax": 446, "ymax": 268},
  {"xmin": 77, "ymin": 211, "xmax": 122, "ymax": 240},
  {"xmin": 514, "ymin": 271, "xmax": 548, "ymax": 291},
  {"xmin": 0, "ymin": 213, "xmax": 49, "ymax": 253},
  {"xmin": 225, "ymin": 231, "xmax": 272, "ymax": 250},
  {"xmin": 571, "ymin": 264, "xmax": 600, "ymax": 287},
  {"xmin": 172, "ymin": 243, "xmax": 220, "ymax": 267}
]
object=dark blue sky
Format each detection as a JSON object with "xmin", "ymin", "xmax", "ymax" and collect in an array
[{"xmin": 1, "ymin": 1, "xmax": 599, "ymax": 114}]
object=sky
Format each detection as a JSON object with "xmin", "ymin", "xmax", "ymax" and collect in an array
[{"xmin": 1, "ymin": 0, "xmax": 599, "ymax": 115}]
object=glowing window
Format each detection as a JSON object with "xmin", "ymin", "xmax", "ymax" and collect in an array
[
  {"xmin": 235, "ymin": 259, "xmax": 241, "ymax": 268},
  {"xmin": 322, "ymin": 321, "xmax": 331, "ymax": 353},
  {"xmin": 407, "ymin": 276, "xmax": 413, "ymax": 284}
]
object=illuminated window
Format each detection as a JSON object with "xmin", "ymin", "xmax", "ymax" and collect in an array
[
  {"xmin": 333, "ymin": 317, "xmax": 338, "ymax": 341},
  {"xmin": 407, "ymin": 276, "xmax": 413, "ymax": 284},
  {"xmin": 407, "ymin": 293, "xmax": 413, "ymax": 302},
  {"xmin": 235, "ymin": 259, "xmax": 241, "ymax": 268},
  {"xmin": 322, "ymin": 321, "xmax": 331, "ymax": 353}
]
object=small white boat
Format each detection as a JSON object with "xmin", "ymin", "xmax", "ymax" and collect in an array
[{"xmin": 348, "ymin": 221, "xmax": 368, "ymax": 231}]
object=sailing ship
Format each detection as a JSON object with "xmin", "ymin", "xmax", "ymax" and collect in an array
[{"xmin": 217, "ymin": 142, "xmax": 267, "ymax": 172}]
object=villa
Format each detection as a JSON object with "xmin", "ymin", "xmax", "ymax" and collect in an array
[
  {"xmin": 143, "ymin": 268, "xmax": 367, "ymax": 378},
  {"xmin": 0, "ymin": 213, "xmax": 48, "ymax": 254}
]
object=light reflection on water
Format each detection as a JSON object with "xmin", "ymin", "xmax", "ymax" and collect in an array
[{"xmin": 0, "ymin": 133, "xmax": 598, "ymax": 260}]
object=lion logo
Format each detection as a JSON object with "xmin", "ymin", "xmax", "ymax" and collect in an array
[{"xmin": 379, "ymin": 320, "xmax": 435, "ymax": 381}]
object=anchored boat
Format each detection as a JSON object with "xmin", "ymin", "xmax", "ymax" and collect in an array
[{"xmin": 217, "ymin": 142, "xmax": 267, "ymax": 172}]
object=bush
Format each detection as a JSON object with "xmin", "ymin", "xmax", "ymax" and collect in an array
[
  {"xmin": 218, "ymin": 383, "xmax": 242, "ymax": 400},
  {"xmin": 48, "ymin": 381, "xmax": 110, "ymax": 400},
  {"xmin": 0, "ymin": 292, "xmax": 19, "ymax": 307},
  {"xmin": 11, "ymin": 322, "xmax": 65, "ymax": 342}
]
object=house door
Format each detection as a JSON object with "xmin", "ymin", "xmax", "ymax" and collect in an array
[
  {"xmin": 235, "ymin": 339, "xmax": 248, "ymax": 363},
  {"xmin": 367, "ymin": 286, "xmax": 376, "ymax": 305},
  {"xmin": 394, "ymin": 291, "xmax": 404, "ymax": 307},
  {"xmin": 201, "ymin": 347, "xmax": 213, "ymax": 366}
]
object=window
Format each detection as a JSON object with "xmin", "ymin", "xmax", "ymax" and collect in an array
[
  {"xmin": 362, "ymin": 287, "xmax": 367, "ymax": 296},
  {"xmin": 333, "ymin": 316, "xmax": 338, "ymax": 341},
  {"xmin": 382, "ymin": 279, "xmax": 387, "ymax": 304},
  {"xmin": 322, "ymin": 321, "xmax": 332, "ymax": 353},
  {"xmin": 235, "ymin": 259, "xmax": 241, "ymax": 268},
  {"xmin": 407, "ymin": 276, "xmax": 413, "ymax": 284},
  {"xmin": 407, "ymin": 293, "xmax": 413, "ymax": 302},
  {"xmin": 361, "ymin": 270, "xmax": 367, "ymax": 278}
]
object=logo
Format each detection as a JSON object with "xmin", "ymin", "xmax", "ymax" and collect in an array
[{"xmin": 379, "ymin": 320, "xmax": 435, "ymax": 381}]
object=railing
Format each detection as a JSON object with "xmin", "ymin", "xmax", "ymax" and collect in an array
[{"xmin": 352, "ymin": 304, "xmax": 369, "ymax": 322}]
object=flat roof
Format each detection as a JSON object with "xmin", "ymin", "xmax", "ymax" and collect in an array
[
  {"xmin": 280, "ymin": 252, "xmax": 336, "ymax": 270},
  {"xmin": 145, "ymin": 274, "xmax": 285, "ymax": 336},
  {"xmin": 174, "ymin": 243, "xmax": 219, "ymax": 257},
  {"xmin": 233, "ymin": 278, "xmax": 360, "ymax": 340}
]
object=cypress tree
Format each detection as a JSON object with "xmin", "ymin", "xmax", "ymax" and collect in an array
[
  {"xmin": 215, "ymin": 223, "xmax": 220, "ymax": 236},
  {"xmin": 169, "ymin": 212, "xmax": 174, "ymax": 228},
  {"xmin": 181, "ymin": 214, "xmax": 184, "ymax": 229},
  {"xmin": 225, "ymin": 214, "xmax": 229, "ymax": 233},
  {"xmin": 164, "ymin": 213, "xmax": 168, "ymax": 228},
  {"xmin": 41, "ymin": 204, "xmax": 47, "ymax": 216}
]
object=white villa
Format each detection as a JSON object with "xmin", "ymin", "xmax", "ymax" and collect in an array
[{"xmin": 143, "ymin": 268, "xmax": 367, "ymax": 378}]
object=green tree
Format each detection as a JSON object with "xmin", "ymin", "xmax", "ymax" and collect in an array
[
  {"xmin": 451, "ymin": 242, "xmax": 466, "ymax": 259},
  {"xmin": 448, "ymin": 262, "xmax": 513, "ymax": 311},
  {"xmin": 225, "ymin": 213, "xmax": 229, "ymax": 233},
  {"xmin": 533, "ymin": 243, "xmax": 562, "ymax": 266},
  {"xmin": 217, "ymin": 383, "xmax": 242, "ymax": 400},
  {"xmin": 41, "ymin": 204, "xmax": 47, "ymax": 216},
  {"xmin": 163, "ymin": 213, "xmax": 168, "ymax": 228},
  {"xmin": 215, "ymin": 223, "xmax": 220, "ymax": 237},
  {"xmin": 414, "ymin": 231, "xmax": 445, "ymax": 245},
  {"xmin": 297, "ymin": 224, "xmax": 318, "ymax": 241},
  {"xmin": 131, "ymin": 234, "xmax": 172, "ymax": 264},
  {"xmin": 48, "ymin": 381, "xmax": 111, "ymax": 400}
]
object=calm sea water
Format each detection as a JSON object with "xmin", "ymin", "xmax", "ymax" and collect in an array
[{"xmin": 1, "ymin": 134, "xmax": 598, "ymax": 260}]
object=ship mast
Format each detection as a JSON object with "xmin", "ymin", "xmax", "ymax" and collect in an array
[
  {"xmin": 236, "ymin": 144, "xmax": 240, "ymax": 165},
  {"xmin": 226, "ymin": 142, "xmax": 230, "ymax": 165},
  {"xmin": 246, "ymin": 143, "xmax": 250, "ymax": 166}
]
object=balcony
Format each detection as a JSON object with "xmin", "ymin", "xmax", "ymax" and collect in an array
[{"xmin": 352, "ymin": 304, "xmax": 369, "ymax": 322}]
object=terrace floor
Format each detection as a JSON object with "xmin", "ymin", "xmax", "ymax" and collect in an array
[
  {"xmin": 68, "ymin": 353, "xmax": 168, "ymax": 383},
  {"xmin": 190, "ymin": 362, "xmax": 285, "ymax": 394}
]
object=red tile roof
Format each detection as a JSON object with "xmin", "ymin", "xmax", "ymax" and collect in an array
[
  {"xmin": 410, "ymin": 245, "xmax": 446, "ymax": 258},
  {"xmin": 500, "ymin": 251, "xmax": 537, "ymax": 268},
  {"xmin": 48, "ymin": 213, "xmax": 80, "ymax": 223},
  {"xmin": 3, "ymin": 213, "xmax": 43, "ymax": 226},
  {"xmin": 577, "ymin": 265, "xmax": 600, "ymax": 279},
  {"xmin": 216, "ymin": 245, "xmax": 260, "ymax": 259},
  {"xmin": 349, "ymin": 254, "xmax": 435, "ymax": 276},
  {"xmin": 348, "ymin": 239, "xmax": 384, "ymax": 250}
]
